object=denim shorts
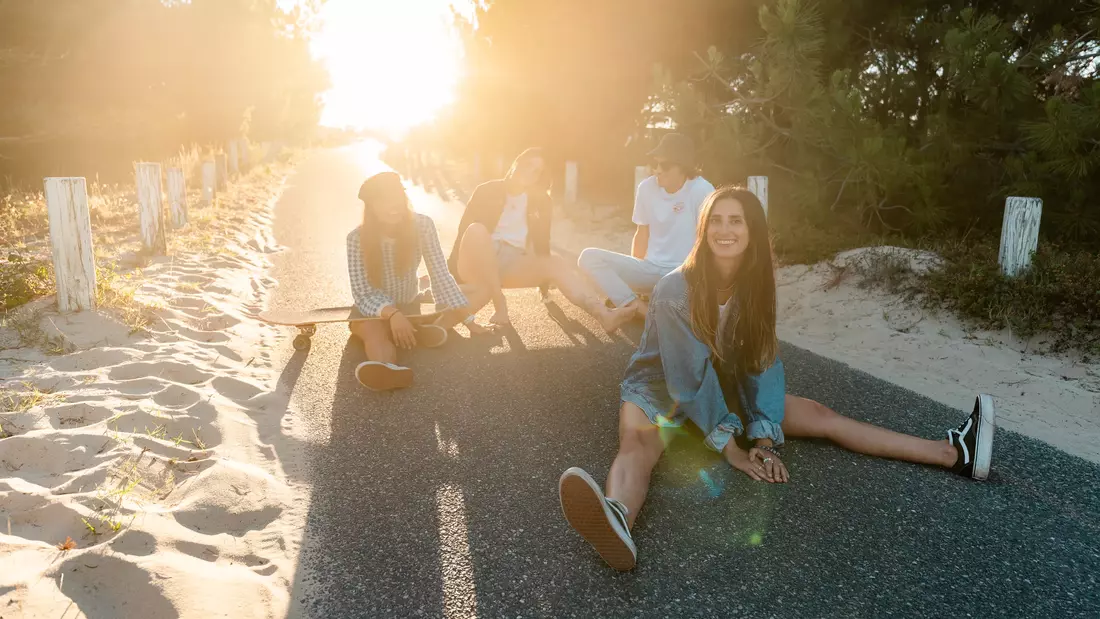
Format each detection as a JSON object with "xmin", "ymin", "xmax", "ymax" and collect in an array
[{"xmin": 493, "ymin": 240, "xmax": 526, "ymax": 276}]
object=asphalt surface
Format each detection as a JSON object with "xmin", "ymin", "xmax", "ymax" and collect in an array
[{"xmin": 269, "ymin": 144, "xmax": 1100, "ymax": 619}]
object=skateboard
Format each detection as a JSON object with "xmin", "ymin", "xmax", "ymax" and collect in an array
[{"xmin": 257, "ymin": 304, "xmax": 443, "ymax": 350}]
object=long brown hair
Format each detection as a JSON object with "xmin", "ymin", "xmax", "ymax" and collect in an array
[
  {"xmin": 358, "ymin": 171, "xmax": 417, "ymax": 288},
  {"xmin": 682, "ymin": 186, "xmax": 778, "ymax": 375},
  {"xmin": 504, "ymin": 147, "xmax": 552, "ymax": 194}
]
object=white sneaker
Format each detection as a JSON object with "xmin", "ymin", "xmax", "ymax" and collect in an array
[
  {"xmin": 558, "ymin": 467, "xmax": 637, "ymax": 571},
  {"xmin": 355, "ymin": 361, "xmax": 413, "ymax": 391}
]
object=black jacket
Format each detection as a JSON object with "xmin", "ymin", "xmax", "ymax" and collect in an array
[{"xmin": 447, "ymin": 179, "xmax": 553, "ymax": 282}]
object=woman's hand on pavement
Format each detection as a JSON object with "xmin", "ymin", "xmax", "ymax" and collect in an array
[
  {"xmin": 726, "ymin": 445, "xmax": 772, "ymax": 482},
  {"xmin": 748, "ymin": 446, "xmax": 790, "ymax": 483}
]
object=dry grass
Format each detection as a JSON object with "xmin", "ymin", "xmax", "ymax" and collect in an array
[{"xmin": 1, "ymin": 148, "xmax": 295, "ymax": 337}]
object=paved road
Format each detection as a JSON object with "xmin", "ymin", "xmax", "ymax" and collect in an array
[{"xmin": 269, "ymin": 144, "xmax": 1100, "ymax": 619}]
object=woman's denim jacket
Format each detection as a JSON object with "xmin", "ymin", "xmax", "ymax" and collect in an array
[{"xmin": 620, "ymin": 268, "xmax": 786, "ymax": 452}]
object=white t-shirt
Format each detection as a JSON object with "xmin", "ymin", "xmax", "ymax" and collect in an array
[
  {"xmin": 493, "ymin": 192, "xmax": 528, "ymax": 249},
  {"xmin": 632, "ymin": 175, "xmax": 715, "ymax": 268},
  {"xmin": 717, "ymin": 296, "xmax": 736, "ymax": 346}
]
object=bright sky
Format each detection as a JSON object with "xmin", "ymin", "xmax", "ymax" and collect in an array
[{"xmin": 304, "ymin": 0, "xmax": 474, "ymax": 136}]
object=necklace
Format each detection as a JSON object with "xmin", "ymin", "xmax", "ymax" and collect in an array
[{"xmin": 717, "ymin": 282, "xmax": 735, "ymax": 292}]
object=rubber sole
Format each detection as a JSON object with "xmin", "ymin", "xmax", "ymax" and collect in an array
[
  {"xmin": 355, "ymin": 362, "xmax": 413, "ymax": 391},
  {"xmin": 558, "ymin": 468, "xmax": 636, "ymax": 571},
  {"xmin": 972, "ymin": 394, "xmax": 996, "ymax": 480}
]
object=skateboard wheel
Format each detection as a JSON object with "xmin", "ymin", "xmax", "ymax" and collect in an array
[
  {"xmin": 300, "ymin": 324, "xmax": 317, "ymax": 337},
  {"xmin": 292, "ymin": 334, "xmax": 312, "ymax": 350}
]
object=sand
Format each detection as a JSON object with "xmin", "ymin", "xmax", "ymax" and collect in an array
[
  {"xmin": 1, "ymin": 171, "xmax": 307, "ymax": 618},
  {"xmin": 554, "ymin": 204, "xmax": 1100, "ymax": 464}
]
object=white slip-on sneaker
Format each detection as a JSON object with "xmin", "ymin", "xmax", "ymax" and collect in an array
[
  {"xmin": 414, "ymin": 324, "xmax": 448, "ymax": 349},
  {"xmin": 355, "ymin": 361, "xmax": 413, "ymax": 391},
  {"xmin": 948, "ymin": 394, "xmax": 996, "ymax": 480},
  {"xmin": 558, "ymin": 467, "xmax": 637, "ymax": 571}
]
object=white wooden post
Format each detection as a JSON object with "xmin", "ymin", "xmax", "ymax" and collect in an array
[
  {"xmin": 238, "ymin": 139, "xmax": 249, "ymax": 172},
  {"xmin": 44, "ymin": 177, "xmax": 96, "ymax": 313},
  {"xmin": 135, "ymin": 162, "xmax": 167, "ymax": 254},
  {"xmin": 215, "ymin": 153, "xmax": 228, "ymax": 190},
  {"xmin": 634, "ymin": 165, "xmax": 650, "ymax": 206},
  {"xmin": 564, "ymin": 161, "xmax": 579, "ymax": 204},
  {"xmin": 201, "ymin": 161, "xmax": 216, "ymax": 205},
  {"xmin": 227, "ymin": 141, "xmax": 239, "ymax": 176},
  {"xmin": 998, "ymin": 197, "xmax": 1042, "ymax": 277},
  {"xmin": 748, "ymin": 176, "xmax": 769, "ymax": 217},
  {"xmin": 166, "ymin": 166, "xmax": 187, "ymax": 229}
]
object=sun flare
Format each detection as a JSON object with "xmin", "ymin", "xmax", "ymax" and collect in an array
[{"xmin": 309, "ymin": 0, "xmax": 472, "ymax": 136}]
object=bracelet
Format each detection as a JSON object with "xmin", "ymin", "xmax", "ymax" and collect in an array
[{"xmin": 757, "ymin": 444, "xmax": 781, "ymax": 459}]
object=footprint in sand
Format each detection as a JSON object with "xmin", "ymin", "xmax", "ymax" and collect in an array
[
  {"xmin": 175, "ymin": 539, "xmax": 221, "ymax": 562},
  {"xmin": 54, "ymin": 554, "xmax": 176, "ymax": 618},
  {"xmin": 4, "ymin": 499, "xmax": 116, "ymax": 546},
  {"xmin": 103, "ymin": 377, "xmax": 171, "ymax": 400},
  {"xmin": 182, "ymin": 400, "xmax": 219, "ymax": 424},
  {"xmin": 49, "ymin": 348, "xmax": 138, "ymax": 373},
  {"xmin": 53, "ymin": 465, "xmax": 112, "ymax": 496},
  {"xmin": 149, "ymin": 322, "xmax": 232, "ymax": 344},
  {"xmin": 110, "ymin": 529, "xmax": 158, "ymax": 557},
  {"xmin": 211, "ymin": 376, "xmax": 264, "ymax": 402},
  {"xmin": 0, "ymin": 434, "xmax": 120, "ymax": 487},
  {"xmin": 109, "ymin": 362, "xmax": 214, "ymax": 385},
  {"xmin": 170, "ymin": 464, "xmax": 284, "ymax": 537},
  {"xmin": 201, "ymin": 314, "xmax": 241, "ymax": 332},
  {"xmin": 207, "ymin": 345, "xmax": 244, "ymax": 363},
  {"xmin": 172, "ymin": 296, "xmax": 212, "ymax": 310},
  {"xmin": 109, "ymin": 410, "xmax": 222, "ymax": 450},
  {"xmin": 177, "ymin": 273, "xmax": 214, "ymax": 284},
  {"xmin": 45, "ymin": 402, "xmax": 117, "ymax": 429},
  {"xmin": 152, "ymin": 384, "xmax": 202, "ymax": 409}
]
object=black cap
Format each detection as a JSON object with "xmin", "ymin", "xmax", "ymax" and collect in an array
[
  {"xmin": 358, "ymin": 171, "xmax": 405, "ymax": 203},
  {"xmin": 647, "ymin": 133, "xmax": 696, "ymax": 168}
]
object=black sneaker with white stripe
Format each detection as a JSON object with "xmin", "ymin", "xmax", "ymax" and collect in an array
[
  {"xmin": 558, "ymin": 467, "xmax": 637, "ymax": 571},
  {"xmin": 948, "ymin": 394, "xmax": 996, "ymax": 480}
]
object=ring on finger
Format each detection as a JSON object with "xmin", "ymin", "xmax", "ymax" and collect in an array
[{"xmin": 763, "ymin": 457, "xmax": 773, "ymax": 464}]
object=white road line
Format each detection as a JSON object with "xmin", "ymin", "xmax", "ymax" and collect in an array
[{"xmin": 436, "ymin": 484, "xmax": 478, "ymax": 619}]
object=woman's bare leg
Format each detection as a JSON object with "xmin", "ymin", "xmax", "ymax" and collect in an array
[
  {"xmin": 501, "ymin": 254, "xmax": 636, "ymax": 332},
  {"xmin": 605, "ymin": 402, "xmax": 667, "ymax": 528},
  {"xmin": 349, "ymin": 320, "xmax": 397, "ymax": 364},
  {"xmin": 456, "ymin": 223, "xmax": 508, "ymax": 322},
  {"xmin": 781, "ymin": 395, "xmax": 957, "ymax": 467}
]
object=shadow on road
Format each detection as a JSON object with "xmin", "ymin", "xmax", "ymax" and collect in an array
[{"xmin": 287, "ymin": 331, "xmax": 1100, "ymax": 618}]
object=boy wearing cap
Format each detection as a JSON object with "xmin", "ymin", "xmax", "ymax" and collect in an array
[{"xmin": 578, "ymin": 133, "xmax": 715, "ymax": 319}]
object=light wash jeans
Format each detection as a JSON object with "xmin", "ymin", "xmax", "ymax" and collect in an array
[
  {"xmin": 619, "ymin": 268, "xmax": 786, "ymax": 452},
  {"xmin": 577, "ymin": 248, "xmax": 673, "ymax": 308}
]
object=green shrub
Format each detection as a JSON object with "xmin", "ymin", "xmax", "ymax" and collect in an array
[
  {"xmin": 922, "ymin": 241, "xmax": 1100, "ymax": 354},
  {"xmin": 1, "ymin": 253, "xmax": 53, "ymax": 310}
]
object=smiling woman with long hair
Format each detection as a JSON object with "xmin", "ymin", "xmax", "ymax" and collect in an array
[{"xmin": 558, "ymin": 186, "xmax": 997, "ymax": 571}]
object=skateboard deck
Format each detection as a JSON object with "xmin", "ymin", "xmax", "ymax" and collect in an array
[{"xmin": 257, "ymin": 304, "xmax": 443, "ymax": 350}]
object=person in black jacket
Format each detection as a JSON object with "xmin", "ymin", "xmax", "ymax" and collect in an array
[{"xmin": 448, "ymin": 147, "xmax": 634, "ymax": 331}]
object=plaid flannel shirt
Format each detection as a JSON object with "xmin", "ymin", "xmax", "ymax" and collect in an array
[{"xmin": 346, "ymin": 213, "xmax": 468, "ymax": 317}]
